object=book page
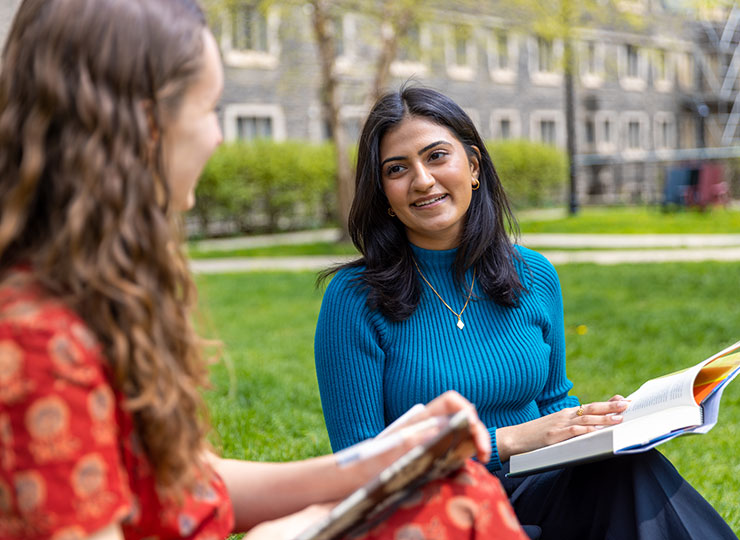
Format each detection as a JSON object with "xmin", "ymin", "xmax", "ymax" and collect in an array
[
  {"xmin": 693, "ymin": 351, "xmax": 740, "ymax": 404},
  {"xmin": 622, "ymin": 364, "xmax": 703, "ymax": 422}
]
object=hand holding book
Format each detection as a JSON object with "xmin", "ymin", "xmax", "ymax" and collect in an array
[
  {"xmin": 496, "ymin": 395, "xmax": 629, "ymax": 463},
  {"xmin": 509, "ymin": 340, "xmax": 740, "ymax": 476}
]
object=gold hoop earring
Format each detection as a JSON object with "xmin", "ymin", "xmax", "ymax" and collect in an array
[
  {"xmin": 472, "ymin": 178, "xmax": 480, "ymax": 190},
  {"xmin": 387, "ymin": 207, "xmax": 396, "ymax": 217}
]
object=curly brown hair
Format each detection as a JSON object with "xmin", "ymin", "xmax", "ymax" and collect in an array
[{"xmin": 0, "ymin": 0, "xmax": 213, "ymax": 493}]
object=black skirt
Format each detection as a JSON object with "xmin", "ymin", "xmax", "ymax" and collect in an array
[{"xmin": 495, "ymin": 450, "xmax": 737, "ymax": 540}]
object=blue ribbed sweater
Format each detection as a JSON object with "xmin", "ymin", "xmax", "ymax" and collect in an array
[{"xmin": 314, "ymin": 244, "xmax": 580, "ymax": 471}]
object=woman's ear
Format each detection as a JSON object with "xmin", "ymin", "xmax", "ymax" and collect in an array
[
  {"xmin": 469, "ymin": 145, "xmax": 482, "ymax": 180},
  {"xmin": 141, "ymin": 99, "xmax": 160, "ymax": 144}
]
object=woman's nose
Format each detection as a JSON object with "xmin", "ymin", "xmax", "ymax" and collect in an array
[{"xmin": 411, "ymin": 163, "xmax": 434, "ymax": 191}]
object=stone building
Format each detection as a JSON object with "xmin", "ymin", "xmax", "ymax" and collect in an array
[
  {"xmin": 212, "ymin": 1, "xmax": 740, "ymax": 206},
  {"xmin": 2, "ymin": 1, "xmax": 737, "ymax": 205}
]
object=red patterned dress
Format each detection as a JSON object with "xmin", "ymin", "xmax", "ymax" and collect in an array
[
  {"xmin": 0, "ymin": 268, "xmax": 234, "ymax": 539},
  {"xmin": 0, "ymin": 267, "xmax": 526, "ymax": 540}
]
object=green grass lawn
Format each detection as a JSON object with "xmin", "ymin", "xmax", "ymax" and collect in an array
[
  {"xmin": 186, "ymin": 206, "xmax": 740, "ymax": 259},
  {"xmin": 518, "ymin": 205, "xmax": 740, "ymax": 234},
  {"xmin": 196, "ymin": 262, "xmax": 740, "ymax": 532},
  {"xmin": 188, "ymin": 241, "xmax": 357, "ymax": 259}
]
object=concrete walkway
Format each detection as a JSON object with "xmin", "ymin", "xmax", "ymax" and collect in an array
[{"xmin": 189, "ymin": 231, "xmax": 740, "ymax": 273}]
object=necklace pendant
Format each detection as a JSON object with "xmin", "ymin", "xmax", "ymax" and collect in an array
[{"xmin": 457, "ymin": 318, "xmax": 465, "ymax": 330}]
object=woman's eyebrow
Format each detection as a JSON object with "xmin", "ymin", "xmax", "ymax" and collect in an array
[{"xmin": 380, "ymin": 140, "xmax": 451, "ymax": 167}]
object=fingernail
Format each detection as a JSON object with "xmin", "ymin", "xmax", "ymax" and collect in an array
[{"xmin": 611, "ymin": 415, "xmax": 623, "ymax": 421}]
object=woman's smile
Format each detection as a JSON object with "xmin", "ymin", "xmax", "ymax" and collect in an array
[{"xmin": 380, "ymin": 116, "xmax": 479, "ymax": 250}]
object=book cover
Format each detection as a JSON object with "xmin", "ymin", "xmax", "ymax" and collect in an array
[
  {"xmin": 508, "ymin": 340, "xmax": 740, "ymax": 477},
  {"xmin": 295, "ymin": 410, "xmax": 475, "ymax": 540}
]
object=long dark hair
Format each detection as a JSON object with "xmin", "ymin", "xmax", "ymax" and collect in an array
[
  {"xmin": 0, "ymin": 0, "xmax": 210, "ymax": 494},
  {"xmin": 325, "ymin": 86, "xmax": 524, "ymax": 321}
]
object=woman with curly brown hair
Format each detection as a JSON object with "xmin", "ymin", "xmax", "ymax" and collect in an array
[{"xmin": 0, "ymin": 1, "xmax": 530, "ymax": 539}]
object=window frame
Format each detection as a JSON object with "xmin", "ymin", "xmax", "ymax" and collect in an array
[
  {"xmin": 223, "ymin": 103, "xmax": 286, "ymax": 142},
  {"xmin": 220, "ymin": 4, "xmax": 281, "ymax": 69}
]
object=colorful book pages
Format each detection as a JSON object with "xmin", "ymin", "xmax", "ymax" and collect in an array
[{"xmin": 693, "ymin": 351, "xmax": 740, "ymax": 405}]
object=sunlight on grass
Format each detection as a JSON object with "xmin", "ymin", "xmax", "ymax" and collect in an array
[
  {"xmin": 196, "ymin": 262, "xmax": 740, "ymax": 533},
  {"xmin": 188, "ymin": 241, "xmax": 358, "ymax": 259},
  {"xmin": 518, "ymin": 206, "xmax": 740, "ymax": 234}
]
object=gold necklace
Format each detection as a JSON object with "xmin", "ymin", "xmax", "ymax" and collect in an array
[{"xmin": 412, "ymin": 258, "xmax": 476, "ymax": 330}]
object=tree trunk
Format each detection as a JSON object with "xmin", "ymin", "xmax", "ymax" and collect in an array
[
  {"xmin": 564, "ymin": 37, "xmax": 578, "ymax": 215},
  {"xmin": 310, "ymin": 0, "xmax": 354, "ymax": 240},
  {"xmin": 371, "ymin": 8, "xmax": 414, "ymax": 101}
]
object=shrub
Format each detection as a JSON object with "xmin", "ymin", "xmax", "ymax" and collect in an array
[
  {"xmin": 190, "ymin": 140, "xmax": 336, "ymax": 236},
  {"xmin": 486, "ymin": 139, "xmax": 568, "ymax": 209}
]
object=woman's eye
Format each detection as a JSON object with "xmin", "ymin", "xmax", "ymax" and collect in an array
[
  {"xmin": 429, "ymin": 150, "xmax": 446, "ymax": 161},
  {"xmin": 386, "ymin": 164, "xmax": 403, "ymax": 176}
]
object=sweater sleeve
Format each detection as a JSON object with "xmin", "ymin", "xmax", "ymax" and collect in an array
[
  {"xmin": 314, "ymin": 269, "xmax": 388, "ymax": 452},
  {"xmin": 520, "ymin": 248, "xmax": 580, "ymax": 416}
]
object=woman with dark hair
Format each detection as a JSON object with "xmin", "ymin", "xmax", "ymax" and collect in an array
[
  {"xmin": 315, "ymin": 86, "xmax": 736, "ymax": 539},
  {"xmin": 0, "ymin": 2, "xmax": 529, "ymax": 539}
]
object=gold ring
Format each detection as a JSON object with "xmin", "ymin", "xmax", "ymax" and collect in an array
[{"xmin": 576, "ymin": 405, "xmax": 585, "ymax": 417}]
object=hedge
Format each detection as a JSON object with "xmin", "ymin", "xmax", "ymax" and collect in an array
[
  {"xmin": 190, "ymin": 140, "xmax": 336, "ymax": 236},
  {"xmin": 189, "ymin": 139, "xmax": 567, "ymax": 238},
  {"xmin": 486, "ymin": 139, "xmax": 568, "ymax": 209}
]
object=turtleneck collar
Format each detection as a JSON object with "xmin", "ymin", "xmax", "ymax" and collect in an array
[{"xmin": 409, "ymin": 243, "xmax": 458, "ymax": 270}]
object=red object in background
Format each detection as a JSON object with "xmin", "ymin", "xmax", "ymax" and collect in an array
[{"xmin": 685, "ymin": 162, "xmax": 730, "ymax": 209}]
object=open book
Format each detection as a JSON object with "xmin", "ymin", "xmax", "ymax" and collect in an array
[
  {"xmin": 509, "ymin": 340, "xmax": 740, "ymax": 477},
  {"xmin": 295, "ymin": 410, "xmax": 475, "ymax": 540}
]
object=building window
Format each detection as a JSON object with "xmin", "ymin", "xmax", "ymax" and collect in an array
[
  {"xmin": 496, "ymin": 31, "xmax": 509, "ymax": 70},
  {"xmin": 627, "ymin": 120, "xmax": 641, "ymax": 149},
  {"xmin": 653, "ymin": 48, "xmax": 674, "ymax": 92},
  {"xmin": 580, "ymin": 40, "xmax": 604, "ymax": 88},
  {"xmin": 585, "ymin": 42, "xmax": 597, "ymax": 74},
  {"xmin": 585, "ymin": 118, "xmax": 595, "ymax": 145},
  {"xmin": 540, "ymin": 120, "xmax": 556, "ymax": 145},
  {"xmin": 445, "ymin": 23, "xmax": 476, "ymax": 80},
  {"xmin": 626, "ymin": 45, "xmax": 639, "ymax": 78},
  {"xmin": 221, "ymin": 3, "xmax": 280, "ymax": 69},
  {"xmin": 530, "ymin": 110, "xmax": 563, "ymax": 146},
  {"xmin": 621, "ymin": 112, "xmax": 648, "ymax": 155},
  {"xmin": 529, "ymin": 36, "xmax": 562, "ymax": 86},
  {"xmin": 490, "ymin": 109, "xmax": 521, "ymax": 140},
  {"xmin": 398, "ymin": 23, "xmax": 422, "ymax": 62},
  {"xmin": 333, "ymin": 13, "xmax": 361, "ymax": 74},
  {"xmin": 454, "ymin": 25, "xmax": 470, "ymax": 65},
  {"xmin": 655, "ymin": 49, "xmax": 667, "ymax": 80},
  {"xmin": 595, "ymin": 111, "xmax": 618, "ymax": 153},
  {"xmin": 654, "ymin": 113, "xmax": 676, "ymax": 150},
  {"xmin": 237, "ymin": 116, "xmax": 272, "ymax": 140},
  {"xmin": 488, "ymin": 30, "xmax": 517, "ymax": 83},
  {"xmin": 500, "ymin": 119, "xmax": 512, "ymax": 139},
  {"xmin": 232, "ymin": 4, "xmax": 268, "ymax": 52},
  {"xmin": 223, "ymin": 104, "xmax": 286, "ymax": 142},
  {"xmin": 677, "ymin": 52, "xmax": 695, "ymax": 90},
  {"xmin": 339, "ymin": 105, "xmax": 370, "ymax": 143},
  {"xmin": 537, "ymin": 37, "xmax": 555, "ymax": 73},
  {"xmin": 619, "ymin": 43, "xmax": 647, "ymax": 91},
  {"xmin": 391, "ymin": 22, "xmax": 429, "ymax": 78}
]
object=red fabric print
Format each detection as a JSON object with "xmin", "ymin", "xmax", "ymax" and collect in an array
[
  {"xmin": 356, "ymin": 460, "xmax": 527, "ymax": 540},
  {"xmin": 87, "ymin": 386, "xmax": 116, "ymax": 446},
  {"xmin": 0, "ymin": 268, "xmax": 235, "ymax": 539},
  {"xmin": 0, "ymin": 340, "xmax": 34, "ymax": 405},
  {"xmin": 25, "ymin": 396, "xmax": 80, "ymax": 464}
]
